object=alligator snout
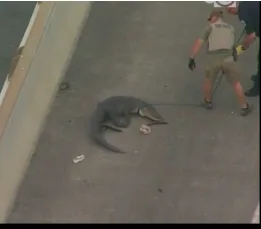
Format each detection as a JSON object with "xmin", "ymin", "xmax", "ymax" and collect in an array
[{"xmin": 139, "ymin": 106, "xmax": 166, "ymax": 122}]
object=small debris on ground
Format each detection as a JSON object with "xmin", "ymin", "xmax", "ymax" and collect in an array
[
  {"xmin": 140, "ymin": 124, "xmax": 151, "ymax": 135},
  {"xmin": 59, "ymin": 82, "xmax": 70, "ymax": 90},
  {"xmin": 73, "ymin": 155, "xmax": 85, "ymax": 164},
  {"xmin": 83, "ymin": 180, "xmax": 95, "ymax": 188},
  {"xmin": 134, "ymin": 150, "xmax": 138, "ymax": 154},
  {"xmin": 158, "ymin": 188, "xmax": 163, "ymax": 193}
]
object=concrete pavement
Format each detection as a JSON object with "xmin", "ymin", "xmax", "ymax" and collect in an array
[{"xmin": 7, "ymin": 2, "xmax": 259, "ymax": 223}]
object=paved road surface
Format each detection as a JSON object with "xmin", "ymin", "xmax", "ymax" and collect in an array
[
  {"xmin": 8, "ymin": 2, "xmax": 259, "ymax": 223},
  {"xmin": 0, "ymin": 2, "xmax": 35, "ymax": 91}
]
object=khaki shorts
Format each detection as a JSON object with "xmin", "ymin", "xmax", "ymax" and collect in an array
[{"xmin": 205, "ymin": 52, "xmax": 240, "ymax": 84}]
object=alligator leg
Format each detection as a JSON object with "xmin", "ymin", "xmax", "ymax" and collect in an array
[
  {"xmin": 102, "ymin": 123, "xmax": 123, "ymax": 132},
  {"xmin": 108, "ymin": 112, "xmax": 130, "ymax": 128},
  {"xmin": 122, "ymin": 109, "xmax": 131, "ymax": 126}
]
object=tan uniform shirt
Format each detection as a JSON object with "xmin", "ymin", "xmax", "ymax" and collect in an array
[{"xmin": 201, "ymin": 19, "xmax": 235, "ymax": 53}]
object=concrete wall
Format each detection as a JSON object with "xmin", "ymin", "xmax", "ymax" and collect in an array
[{"xmin": 0, "ymin": 2, "xmax": 92, "ymax": 222}]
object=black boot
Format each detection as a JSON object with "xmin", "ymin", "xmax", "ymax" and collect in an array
[
  {"xmin": 240, "ymin": 103, "xmax": 252, "ymax": 116},
  {"xmin": 245, "ymin": 81, "xmax": 260, "ymax": 97},
  {"xmin": 251, "ymin": 74, "xmax": 259, "ymax": 82},
  {"xmin": 201, "ymin": 98, "xmax": 212, "ymax": 110}
]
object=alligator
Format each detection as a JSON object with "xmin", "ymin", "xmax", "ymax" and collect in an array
[{"xmin": 89, "ymin": 96, "xmax": 167, "ymax": 153}]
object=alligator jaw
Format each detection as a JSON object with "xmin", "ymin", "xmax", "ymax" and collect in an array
[{"xmin": 138, "ymin": 106, "xmax": 166, "ymax": 122}]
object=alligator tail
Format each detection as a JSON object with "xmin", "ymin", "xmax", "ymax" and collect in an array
[
  {"xmin": 90, "ymin": 107, "xmax": 126, "ymax": 153},
  {"xmin": 92, "ymin": 131, "xmax": 127, "ymax": 154}
]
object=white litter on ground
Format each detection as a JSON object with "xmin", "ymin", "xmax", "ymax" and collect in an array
[
  {"xmin": 73, "ymin": 155, "xmax": 85, "ymax": 164},
  {"xmin": 140, "ymin": 124, "xmax": 151, "ymax": 135}
]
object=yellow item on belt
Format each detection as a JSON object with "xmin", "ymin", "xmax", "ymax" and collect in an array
[{"xmin": 235, "ymin": 45, "xmax": 244, "ymax": 55}]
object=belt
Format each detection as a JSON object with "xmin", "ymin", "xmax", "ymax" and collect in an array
[{"xmin": 207, "ymin": 49, "xmax": 232, "ymax": 54}]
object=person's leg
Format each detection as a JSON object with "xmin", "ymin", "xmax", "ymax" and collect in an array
[
  {"xmin": 245, "ymin": 49, "xmax": 260, "ymax": 97},
  {"xmin": 223, "ymin": 62, "xmax": 252, "ymax": 116},
  {"xmin": 203, "ymin": 66, "xmax": 219, "ymax": 109},
  {"xmin": 233, "ymin": 81, "xmax": 248, "ymax": 106},
  {"xmin": 203, "ymin": 77, "xmax": 213, "ymax": 102},
  {"xmin": 252, "ymin": 48, "xmax": 260, "ymax": 82}
]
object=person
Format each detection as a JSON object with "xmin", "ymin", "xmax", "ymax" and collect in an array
[
  {"xmin": 188, "ymin": 9, "xmax": 251, "ymax": 116},
  {"xmin": 227, "ymin": 2, "xmax": 260, "ymax": 97}
]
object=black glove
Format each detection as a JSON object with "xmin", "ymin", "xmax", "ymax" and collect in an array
[{"xmin": 188, "ymin": 58, "xmax": 196, "ymax": 71}]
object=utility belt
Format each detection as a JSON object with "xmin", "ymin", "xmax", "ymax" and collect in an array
[
  {"xmin": 207, "ymin": 48, "xmax": 238, "ymax": 61},
  {"xmin": 207, "ymin": 49, "xmax": 232, "ymax": 54}
]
